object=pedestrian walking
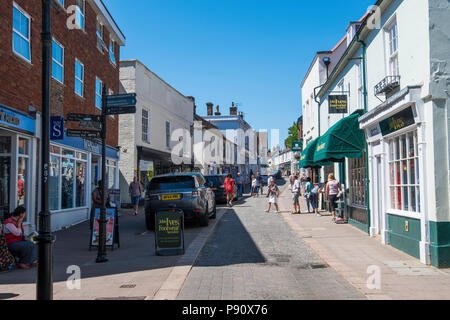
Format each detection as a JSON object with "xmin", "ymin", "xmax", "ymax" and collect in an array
[
  {"xmin": 291, "ymin": 175, "xmax": 301, "ymax": 214},
  {"xmin": 265, "ymin": 179, "xmax": 280, "ymax": 213},
  {"xmin": 3, "ymin": 206, "xmax": 37, "ymax": 270},
  {"xmin": 251, "ymin": 174, "xmax": 258, "ymax": 197},
  {"xmin": 305, "ymin": 177, "xmax": 313, "ymax": 213},
  {"xmin": 325, "ymin": 174, "xmax": 343, "ymax": 222},
  {"xmin": 300, "ymin": 172, "xmax": 307, "ymax": 194},
  {"xmin": 256, "ymin": 172, "xmax": 263, "ymax": 195},
  {"xmin": 309, "ymin": 182, "xmax": 323, "ymax": 217},
  {"xmin": 236, "ymin": 173, "xmax": 243, "ymax": 197},
  {"xmin": 129, "ymin": 176, "xmax": 142, "ymax": 216},
  {"xmin": 224, "ymin": 174, "xmax": 235, "ymax": 207}
]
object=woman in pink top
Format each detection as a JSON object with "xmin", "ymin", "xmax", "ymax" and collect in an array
[{"xmin": 325, "ymin": 174, "xmax": 342, "ymax": 222}]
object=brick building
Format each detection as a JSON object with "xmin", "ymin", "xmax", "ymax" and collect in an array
[{"xmin": 0, "ymin": 0, "xmax": 125, "ymax": 232}]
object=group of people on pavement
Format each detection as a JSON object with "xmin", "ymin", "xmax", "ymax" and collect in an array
[{"xmin": 288, "ymin": 172, "xmax": 343, "ymax": 222}]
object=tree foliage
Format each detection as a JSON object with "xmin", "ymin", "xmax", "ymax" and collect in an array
[{"xmin": 285, "ymin": 122, "xmax": 298, "ymax": 149}]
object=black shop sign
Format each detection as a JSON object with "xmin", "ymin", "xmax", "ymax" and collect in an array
[
  {"xmin": 379, "ymin": 106, "xmax": 415, "ymax": 136},
  {"xmin": 329, "ymin": 95, "xmax": 348, "ymax": 114},
  {"xmin": 155, "ymin": 209, "xmax": 185, "ymax": 256}
]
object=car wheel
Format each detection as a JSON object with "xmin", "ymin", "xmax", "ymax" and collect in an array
[
  {"xmin": 199, "ymin": 205, "xmax": 210, "ymax": 227},
  {"xmin": 210, "ymin": 204, "xmax": 217, "ymax": 219},
  {"xmin": 145, "ymin": 213, "xmax": 155, "ymax": 231}
]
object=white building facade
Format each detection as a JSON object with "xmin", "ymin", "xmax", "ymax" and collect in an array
[
  {"xmin": 313, "ymin": 0, "xmax": 450, "ymax": 267},
  {"xmin": 118, "ymin": 60, "xmax": 194, "ymax": 205}
]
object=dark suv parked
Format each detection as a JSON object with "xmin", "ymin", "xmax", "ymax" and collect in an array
[{"xmin": 144, "ymin": 173, "xmax": 216, "ymax": 230}]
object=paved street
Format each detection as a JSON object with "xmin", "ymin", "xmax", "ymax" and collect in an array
[{"xmin": 177, "ymin": 180, "xmax": 366, "ymax": 300}]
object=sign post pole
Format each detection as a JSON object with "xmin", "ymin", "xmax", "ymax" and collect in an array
[{"xmin": 96, "ymin": 85, "xmax": 108, "ymax": 263}]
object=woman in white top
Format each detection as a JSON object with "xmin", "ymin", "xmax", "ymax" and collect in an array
[
  {"xmin": 325, "ymin": 174, "xmax": 342, "ymax": 222},
  {"xmin": 251, "ymin": 175, "xmax": 258, "ymax": 198}
]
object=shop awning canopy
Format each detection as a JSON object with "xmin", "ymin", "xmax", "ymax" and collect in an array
[
  {"xmin": 313, "ymin": 110, "xmax": 365, "ymax": 163},
  {"xmin": 298, "ymin": 138, "xmax": 331, "ymax": 168}
]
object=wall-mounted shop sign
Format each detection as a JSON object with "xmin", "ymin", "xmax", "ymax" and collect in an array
[
  {"xmin": 50, "ymin": 116, "xmax": 64, "ymax": 140},
  {"xmin": 0, "ymin": 106, "xmax": 35, "ymax": 135},
  {"xmin": 379, "ymin": 106, "xmax": 415, "ymax": 136},
  {"xmin": 328, "ymin": 95, "xmax": 348, "ymax": 114}
]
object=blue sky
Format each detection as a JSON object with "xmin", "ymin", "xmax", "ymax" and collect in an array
[{"xmin": 105, "ymin": 0, "xmax": 375, "ymax": 148}]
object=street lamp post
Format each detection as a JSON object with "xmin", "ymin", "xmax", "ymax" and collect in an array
[{"xmin": 36, "ymin": 0, "xmax": 56, "ymax": 300}]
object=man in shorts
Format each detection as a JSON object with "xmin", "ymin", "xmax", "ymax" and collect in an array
[
  {"xmin": 291, "ymin": 175, "xmax": 301, "ymax": 214},
  {"xmin": 129, "ymin": 176, "xmax": 142, "ymax": 216}
]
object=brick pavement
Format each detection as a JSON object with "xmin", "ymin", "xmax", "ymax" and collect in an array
[
  {"xmin": 277, "ymin": 182, "xmax": 450, "ymax": 300},
  {"xmin": 177, "ymin": 181, "xmax": 366, "ymax": 300}
]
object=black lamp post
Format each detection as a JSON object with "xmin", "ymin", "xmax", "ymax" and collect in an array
[{"xmin": 35, "ymin": 0, "xmax": 56, "ymax": 300}]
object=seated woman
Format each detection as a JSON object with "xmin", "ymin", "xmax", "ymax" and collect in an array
[{"xmin": 4, "ymin": 206, "xmax": 37, "ymax": 270}]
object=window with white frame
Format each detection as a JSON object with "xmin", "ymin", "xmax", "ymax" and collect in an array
[
  {"xmin": 109, "ymin": 39, "xmax": 116, "ymax": 65},
  {"xmin": 386, "ymin": 19, "xmax": 399, "ymax": 76},
  {"xmin": 142, "ymin": 109, "xmax": 150, "ymax": 143},
  {"xmin": 49, "ymin": 145, "xmax": 88, "ymax": 211},
  {"xmin": 75, "ymin": 59, "xmax": 84, "ymax": 97},
  {"xmin": 388, "ymin": 130, "xmax": 420, "ymax": 213},
  {"xmin": 96, "ymin": 18, "xmax": 103, "ymax": 52},
  {"xmin": 95, "ymin": 77, "xmax": 102, "ymax": 109},
  {"xmin": 52, "ymin": 39, "xmax": 64, "ymax": 83},
  {"xmin": 12, "ymin": 3, "xmax": 31, "ymax": 61},
  {"xmin": 166, "ymin": 121, "xmax": 171, "ymax": 149},
  {"xmin": 106, "ymin": 160, "xmax": 117, "ymax": 189},
  {"xmin": 76, "ymin": 0, "xmax": 85, "ymax": 31}
]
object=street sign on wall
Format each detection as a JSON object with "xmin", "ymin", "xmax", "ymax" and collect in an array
[{"xmin": 329, "ymin": 95, "xmax": 348, "ymax": 114}]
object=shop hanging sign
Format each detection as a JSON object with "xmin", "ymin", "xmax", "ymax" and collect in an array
[
  {"xmin": 328, "ymin": 95, "xmax": 348, "ymax": 114},
  {"xmin": 50, "ymin": 116, "xmax": 64, "ymax": 140},
  {"xmin": 379, "ymin": 106, "xmax": 415, "ymax": 136},
  {"xmin": 292, "ymin": 140, "xmax": 303, "ymax": 152}
]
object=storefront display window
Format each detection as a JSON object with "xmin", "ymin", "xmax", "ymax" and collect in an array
[
  {"xmin": 50, "ymin": 145, "xmax": 88, "ymax": 211},
  {"xmin": 107, "ymin": 160, "xmax": 117, "ymax": 189},
  {"xmin": 0, "ymin": 137, "xmax": 11, "ymax": 220},
  {"xmin": 388, "ymin": 131, "xmax": 420, "ymax": 213}
]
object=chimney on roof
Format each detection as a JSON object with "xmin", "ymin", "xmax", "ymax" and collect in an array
[
  {"xmin": 187, "ymin": 96, "xmax": 196, "ymax": 114},
  {"xmin": 215, "ymin": 105, "xmax": 221, "ymax": 116},
  {"xmin": 206, "ymin": 102, "xmax": 213, "ymax": 116},
  {"xmin": 230, "ymin": 102, "xmax": 238, "ymax": 116},
  {"xmin": 238, "ymin": 111, "xmax": 244, "ymax": 119}
]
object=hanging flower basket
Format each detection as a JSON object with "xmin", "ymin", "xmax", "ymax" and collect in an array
[{"xmin": 294, "ymin": 153, "xmax": 301, "ymax": 160}]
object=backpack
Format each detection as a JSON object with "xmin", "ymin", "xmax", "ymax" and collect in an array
[{"xmin": 0, "ymin": 225, "xmax": 15, "ymax": 272}]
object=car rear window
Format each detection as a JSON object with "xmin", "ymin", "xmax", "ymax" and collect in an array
[
  {"xmin": 148, "ymin": 176, "xmax": 195, "ymax": 191},
  {"xmin": 206, "ymin": 176, "xmax": 225, "ymax": 186}
]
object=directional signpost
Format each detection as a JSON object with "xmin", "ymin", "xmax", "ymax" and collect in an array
[
  {"xmin": 65, "ymin": 90, "xmax": 137, "ymax": 264},
  {"xmin": 66, "ymin": 129, "xmax": 101, "ymax": 139}
]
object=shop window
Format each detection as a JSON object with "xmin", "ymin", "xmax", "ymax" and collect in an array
[
  {"xmin": 49, "ymin": 155, "xmax": 60, "ymax": 211},
  {"xmin": 50, "ymin": 146, "xmax": 87, "ymax": 211},
  {"xmin": 388, "ymin": 131, "xmax": 420, "ymax": 213},
  {"xmin": 349, "ymin": 152, "xmax": 367, "ymax": 207},
  {"xmin": 106, "ymin": 160, "xmax": 117, "ymax": 189},
  {"xmin": 0, "ymin": 137, "xmax": 11, "ymax": 220}
]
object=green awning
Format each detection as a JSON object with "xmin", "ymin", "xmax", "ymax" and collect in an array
[
  {"xmin": 298, "ymin": 138, "xmax": 331, "ymax": 168},
  {"xmin": 313, "ymin": 110, "xmax": 365, "ymax": 163}
]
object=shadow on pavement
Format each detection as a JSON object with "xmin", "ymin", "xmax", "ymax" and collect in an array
[
  {"xmin": 0, "ymin": 209, "xmax": 212, "ymax": 285},
  {"xmin": 194, "ymin": 209, "xmax": 266, "ymax": 267}
]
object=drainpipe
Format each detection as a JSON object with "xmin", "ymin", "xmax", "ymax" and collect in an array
[{"xmin": 356, "ymin": 34, "xmax": 371, "ymax": 234}]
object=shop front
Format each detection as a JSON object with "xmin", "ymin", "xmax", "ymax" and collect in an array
[
  {"xmin": 0, "ymin": 105, "xmax": 37, "ymax": 235},
  {"xmin": 49, "ymin": 135, "xmax": 120, "ymax": 231},
  {"xmin": 359, "ymin": 86, "xmax": 429, "ymax": 264}
]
